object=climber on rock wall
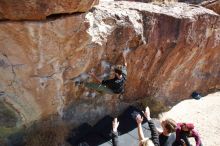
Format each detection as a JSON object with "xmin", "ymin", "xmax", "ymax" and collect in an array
[{"xmin": 85, "ymin": 49, "xmax": 128, "ymax": 95}]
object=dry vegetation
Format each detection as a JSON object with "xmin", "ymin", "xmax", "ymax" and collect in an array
[
  {"xmin": 24, "ymin": 118, "xmax": 70, "ymax": 146},
  {"xmin": 137, "ymin": 96, "xmax": 169, "ymax": 117}
]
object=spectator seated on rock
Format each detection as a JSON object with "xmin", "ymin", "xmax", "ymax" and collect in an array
[
  {"xmin": 136, "ymin": 107, "xmax": 160, "ymax": 146},
  {"xmin": 86, "ymin": 52, "xmax": 127, "ymax": 95},
  {"xmin": 174, "ymin": 123, "xmax": 202, "ymax": 146}
]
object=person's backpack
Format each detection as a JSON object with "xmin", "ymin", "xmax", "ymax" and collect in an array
[{"xmin": 191, "ymin": 92, "xmax": 202, "ymax": 100}]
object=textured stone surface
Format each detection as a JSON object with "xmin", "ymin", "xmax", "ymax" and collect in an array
[
  {"xmin": 0, "ymin": 1, "xmax": 219, "ymax": 128},
  {"xmin": 114, "ymin": 0, "xmax": 220, "ymax": 15},
  {"xmin": 114, "ymin": 0, "xmax": 215, "ymax": 5},
  {"xmin": 202, "ymin": 0, "xmax": 220, "ymax": 14},
  {"xmin": 0, "ymin": 0, "xmax": 99, "ymax": 20},
  {"xmin": 115, "ymin": 0, "xmax": 151, "ymax": 2}
]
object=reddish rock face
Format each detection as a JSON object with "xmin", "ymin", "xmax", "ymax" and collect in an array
[
  {"xmin": 0, "ymin": 1, "xmax": 219, "ymax": 126},
  {"xmin": 0, "ymin": 0, "xmax": 99, "ymax": 20},
  {"xmin": 115, "ymin": 0, "xmax": 151, "ymax": 2},
  {"xmin": 202, "ymin": 0, "xmax": 220, "ymax": 14}
]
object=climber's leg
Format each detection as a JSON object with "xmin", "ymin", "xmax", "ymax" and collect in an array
[{"xmin": 84, "ymin": 82, "xmax": 114, "ymax": 94}]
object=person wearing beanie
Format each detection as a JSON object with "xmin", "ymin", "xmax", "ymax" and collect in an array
[{"xmin": 174, "ymin": 123, "xmax": 202, "ymax": 146}]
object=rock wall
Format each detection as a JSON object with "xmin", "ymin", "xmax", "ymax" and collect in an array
[
  {"xmin": 0, "ymin": 0, "xmax": 99, "ymax": 20},
  {"xmin": 114, "ymin": 0, "xmax": 220, "ymax": 14},
  {"xmin": 202, "ymin": 0, "xmax": 220, "ymax": 15},
  {"xmin": 114, "ymin": 0, "xmax": 205, "ymax": 3},
  {"xmin": 0, "ymin": 1, "xmax": 219, "ymax": 128},
  {"xmin": 115, "ymin": 0, "xmax": 152, "ymax": 2}
]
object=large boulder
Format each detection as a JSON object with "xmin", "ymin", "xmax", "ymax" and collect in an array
[
  {"xmin": 0, "ymin": 0, "xmax": 99, "ymax": 20},
  {"xmin": 114, "ymin": 0, "xmax": 151, "ymax": 2},
  {"xmin": 114, "ymin": 0, "xmax": 220, "ymax": 14},
  {"xmin": 0, "ymin": 1, "xmax": 219, "ymax": 128},
  {"xmin": 201, "ymin": 0, "xmax": 220, "ymax": 15}
]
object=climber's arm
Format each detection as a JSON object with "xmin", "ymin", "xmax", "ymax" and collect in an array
[
  {"xmin": 123, "ymin": 52, "xmax": 128, "ymax": 67},
  {"xmin": 89, "ymin": 72, "xmax": 102, "ymax": 83}
]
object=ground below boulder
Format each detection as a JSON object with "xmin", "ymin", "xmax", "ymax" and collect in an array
[{"xmin": 162, "ymin": 92, "xmax": 220, "ymax": 146}]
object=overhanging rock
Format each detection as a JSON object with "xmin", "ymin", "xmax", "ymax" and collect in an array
[{"xmin": 0, "ymin": 1, "xmax": 219, "ymax": 127}]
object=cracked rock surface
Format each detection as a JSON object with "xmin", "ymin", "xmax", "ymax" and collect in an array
[
  {"xmin": 0, "ymin": 1, "xmax": 219, "ymax": 128},
  {"xmin": 0, "ymin": 0, "xmax": 99, "ymax": 20},
  {"xmin": 202, "ymin": 0, "xmax": 220, "ymax": 15},
  {"xmin": 114, "ymin": 0, "xmax": 220, "ymax": 14}
]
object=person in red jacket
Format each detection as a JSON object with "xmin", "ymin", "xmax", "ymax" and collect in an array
[{"xmin": 174, "ymin": 123, "xmax": 202, "ymax": 146}]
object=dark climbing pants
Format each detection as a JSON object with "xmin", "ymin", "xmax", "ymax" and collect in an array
[{"xmin": 176, "ymin": 132, "xmax": 203, "ymax": 146}]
